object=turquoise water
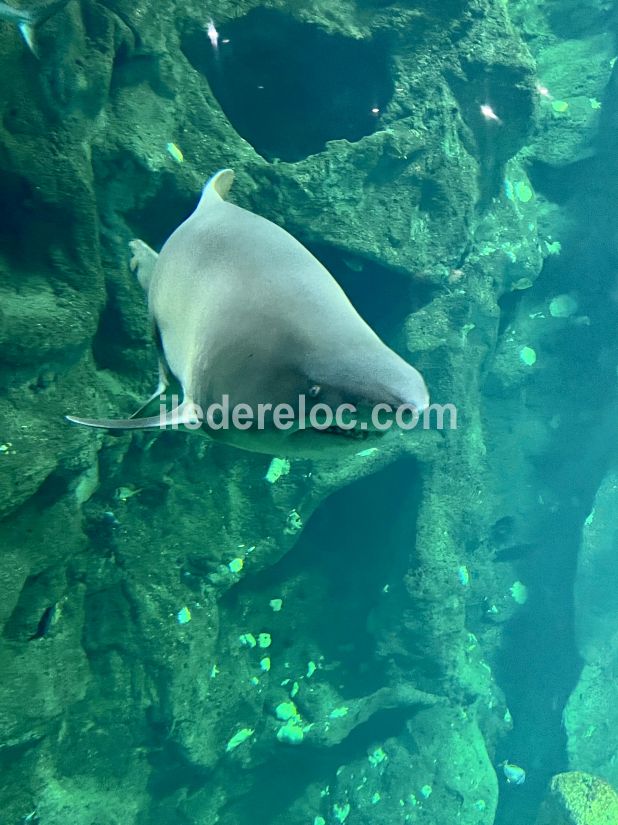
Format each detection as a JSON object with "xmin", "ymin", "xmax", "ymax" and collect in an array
[{"xmin": 1, "ymin": 0, "xmax": 618, "ymax": 824}]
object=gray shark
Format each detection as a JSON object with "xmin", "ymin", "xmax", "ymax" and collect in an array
[
  {"xmin": 0, "ymin": 0, "xmax": 71, "ymax": 55},
  {"xmin": 67, "ymin": 169, "xmax": 429, "ymax": 457}
]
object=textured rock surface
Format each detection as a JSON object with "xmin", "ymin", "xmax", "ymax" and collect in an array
[
  {"xmin": 564, "ymin": 472, "xmax": 618, "ymax": 787},
  {"xmin": 535, "ymin": 772, "xmax": 618, "ymax": 825}
]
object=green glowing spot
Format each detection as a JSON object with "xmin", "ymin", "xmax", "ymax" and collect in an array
[
  {"xmin": 290, "ymin": 681, "xmax": 299, "ymax": 698},
  {"xmin": 549, "ymin": 294, "xmax": 578, "ymax": 318},
  {"xmin": 269, "ymin": 598, "xmax": 283, "ymax": 612},
  {"xmin": 259, "ymin": 657, "xmax": 271, "ymax": 672},
  {"xmin": 176, "ymin": 606, "xmax": 191, "ymax": 625},
  {"xmin": 228, "ymin": 557, "xmax": 244, "ymax": 573},
  {"xmin": 551, "ymin": 100, "xmax": 569, "ymax": 113},
  {"xmin": 584, "ymin": 508, "xmax": 595, "ymax": 526},
  {"xmin": 258, "ymin": 632, "xmax": 272, "ymax": 649},
  {"xmin": 514, "ymin": 181, "xmax": 533, "ymax": 203},
  {"xmin": 420, "ymin": 785, "xmax": 432, "ymax": 799},
  {"xmin": 265, "ymin": 457, "xmax": 290, "ymax": 483},
  {"xmin": 276, "ymin": 720, "xmax": 305, "ymax": 744},
  {"xmin": 368, "ymin": 747, "xmax": 387, "ymax": 767},
  {"xmin": 210, "ymin": 664, "xmax": 219, "ymax": 678},
  {"xmin": 329, "ymin": 706, "xmax": 349, "ymax": 719},
  {"xmin": 474, "ymin": 799, "xmax": 487, "ymax": 812},
  {"xmin": 306, "ymin": 661, "xmax": 317, "ymax": 678},
  {"xmin": 314, "ymin": 818, "xmax": 326, "ymax": 825},
  {"xmin": 510, "ymin": 580, "xmax": 528, "ymax": 605},
  {"xmin": 275, "ymin": 701, "xmax": 299, "ymax": 721},
  {"xmin": 225, "ymin": 727, "xmax": 254, "ymax": 752},
  {"xmin": 519, "ymin": 346, "xmax": 537, "ymax": 366},
  {"xmin": 239, "ymin": 633, "xmax": 256, "ymax": 648},
  {"xmin": 333, "ymin": 802, "xmax": 351, "ymax": 823},
  {"xmin": 371, "ymin": 792, "xmax": 381, "ymax": 804},
  {"xmin": 545, "ymin": 240, "xmax": 562, "ymax": 255},
  {"xmin": 249, "ymin": 676, "xmax": 259, "ymax": 685}
]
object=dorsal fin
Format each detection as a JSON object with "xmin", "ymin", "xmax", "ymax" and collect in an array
[{"xmin": 197, "ymin": 168, "xmax": 235, "ymax": 210}]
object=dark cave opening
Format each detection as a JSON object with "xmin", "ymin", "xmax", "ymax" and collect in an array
[
  {"xmin": 123, "ymin": 173, "xmax": 197, "ymax": 251},
  {"xmin": 0, "ymin": 170, "xmax": 66, "ymax": 269},
  {"xmin": 216, "ymin": 457, "xmax": 422, "ymax": 822},
  {"xmin": 527, "ymin": 156, "xmax": 599, "ymax": 206},
  {"xmin": 180, "ymin": 9, "xmax": 394, "ymax": 161},
  {"xmin": 223, "ymin": 456, "xmax": 422, "ymax": 696}
]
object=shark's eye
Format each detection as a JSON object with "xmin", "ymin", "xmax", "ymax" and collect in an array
[{"xmin": 308, "ymin": 385, "xmax": 321, "ymax": 398}]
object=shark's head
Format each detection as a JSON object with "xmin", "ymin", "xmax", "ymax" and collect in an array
[{"xmin": 204, "ymin": 346, "xmax": 430, "ymax": 458}]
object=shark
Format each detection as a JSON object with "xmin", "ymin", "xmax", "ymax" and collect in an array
[{"xmin": 67, "ymin": 169, "xmax": 429, "ymax": 458}]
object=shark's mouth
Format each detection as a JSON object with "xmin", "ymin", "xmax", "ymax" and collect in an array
[{"xmin": 317, "ymin": 423, "xmax": 371, "ymax": 440}]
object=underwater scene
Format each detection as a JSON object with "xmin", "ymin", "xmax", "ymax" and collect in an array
[{"xmin": 1, "ymin": 0, "xmax": 618, "ymax": 823}]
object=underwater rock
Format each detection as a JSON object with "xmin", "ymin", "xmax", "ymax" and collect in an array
[
  {"xmin": 532, "ymin": 35, "xmax": 613, "ymax": 166},
  {"xmin": 0, "ymin": 0, "xmax": 548, "ymax": 822},
  {"xmin": 564, "ymin": 471, "xmax": 618, "ymax": 786},
  {"xmin": 572, "ymin": 470, "xmax": 618, "ymax": 665},
  {"xmin": 535, "ymin": 771, "xmax": 618, "ymax": 825},
  {"xmin": 305, "ymin": 683, "xmax": 441, "ymax": 748},
  {"xmin": 322, "ymin": 705, "xmax": 498, "ymax": 825}
]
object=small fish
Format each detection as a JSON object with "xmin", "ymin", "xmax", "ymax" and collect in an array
[
  {"xmin": 456, "ymin": 564, "xmax": 470, "ymax": 586},
  {"xmin": 536, "ymin": 83, "xmax": 552, "ymax": 99},
  {"xmin": 480, "ymin": 103, "xmax": 502, "ymax": 124},
  {"xmin": 115, "ymin": 485, "xmax": 143, "ymax": 502},
  {"xmin": 28, "ymin": 604, "xmax": 57, "ymax": 640},
  {"xmin": 355, "ymin": 447, "xmax": 379, "ymax": 457},
  {"xmin": 206, "ymin": 18, "xmax": 219, "ymax": 50},
  {"xmin": 177, "ymin": 606, "xmax": 192, "ymax": 625},
  {"xmin": 0, "ymin": 0, "xmax": 71, "ymax": 56},
  {"xmin": 166, "ymin": 142, "xmax": 184, "ymax": 164},
  {"xmin": 501, "ymin": 761, "xmax": 526, "ymax": 785},
  {"xmin": 102, "ymin": 510, "xmax": 120, "ymax": 527}
]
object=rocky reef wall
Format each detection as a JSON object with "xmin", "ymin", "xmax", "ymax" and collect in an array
[{"xmin": 0, "ymin": 0, "xmax": 616, "ymax": 824}]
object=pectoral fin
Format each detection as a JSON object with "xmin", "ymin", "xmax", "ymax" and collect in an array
[
  {"xmin": 66, "ymin": 400, "xmax": 201, "ymax": 430},
  {"xmin": 129, "ymin": 359, "xmax": 170, "ymax": 419}
]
